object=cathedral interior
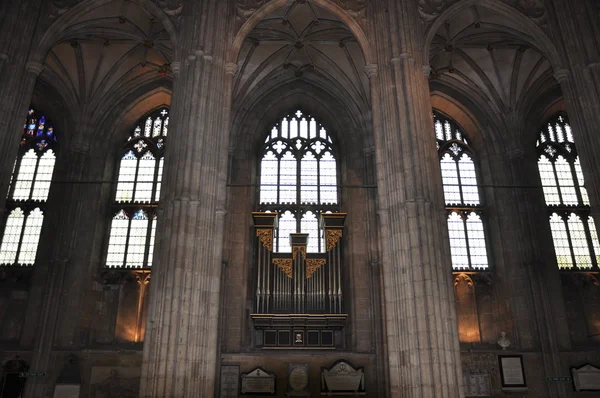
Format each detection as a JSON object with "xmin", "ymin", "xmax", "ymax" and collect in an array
[{"xmin": 0, "ymin": 0, "xmax": 600, "ymax": 397}]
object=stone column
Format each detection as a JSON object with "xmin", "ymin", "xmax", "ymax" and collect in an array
[
  {"xmin": 21, "ymin": 142, "xmax": 98, "ymax": 398},
  {"xmin": 0, "ymin": 0, "xmax": 45, "ymax": 202},
  {"xmin": 367, "ymin": 1, "xmax": 462, "ymax": 396},
  {"xmin": 140, "ymin": 1, "xmax": 235, "ymax": 396},
  {"xmin": 486, "ymin": 148, "xmax": 570, "ymax": 397},
  {"xmin": 546, "ymin": 0, "xmax": 600, "ymax": 226}
]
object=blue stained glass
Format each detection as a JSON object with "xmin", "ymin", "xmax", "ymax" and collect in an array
[{"xmin": 133, "ymin": 210, "xmax": 148, "ymax": 220}]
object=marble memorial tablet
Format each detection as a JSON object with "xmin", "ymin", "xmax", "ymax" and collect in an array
[
  {"xmin": 288, "ymin": 364, "xmax": 309, "ymax": 392},
  {"xmin": 241, "ymin": 367, "xmax": 276, "ymax": 395},
  {"xmin": 321, "ymin": 360, "xmax": 365, "ymax": 393},
  {"xmin": 463, "ymin": 372, "xmax": 490, "ymax": 397},
  {"xmin": 571, "ymin": 364, "xmax": 600, "ymax": 391},
  {"xmin": 499, "ymin": 356, "xmax": 526, "ymax": 388},
  {"xmin": 220, "ymin": 365, "xmax": 240, "ymax": 398}
]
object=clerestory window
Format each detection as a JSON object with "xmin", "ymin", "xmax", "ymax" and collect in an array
[
  {"xmin": 537, "ymin": 113, "xmax": 599, "ymax": 270},
  {"xmin": 434, "ymin": 112, "xmax": 489, "ymax": 270},
  {"xmin": 0, "ymin": 108, "xmax": 58, "ymax": 266},
  {"xmin": 105, "ymin": 108, "xmax": 167, "ymax": 268},
  {"xmin": 258, "ymin": 110, "xmax": 339, "ymax": 253}
]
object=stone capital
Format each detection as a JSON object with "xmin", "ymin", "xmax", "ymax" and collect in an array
[
  {"xmin": 364, "ymin": 63, "xmax": 378, "ymax": 78},
  {"xmin": 225, "ymin": 62, "xmax": 239, "ymax": 76},
  {"xmin": 171, "ymin": 61, "xmax": 181, "ymax": 76},
  {"xmin": 553, "ymin": 69, "xmax": 570, "ymax": 84},
  {"xmin": 25, "ymin": 60, "xmax": 44, "ymax": 76},
  {"xmin": 422, "ymin": 64, "xmax": 432, "ymax": 78}
]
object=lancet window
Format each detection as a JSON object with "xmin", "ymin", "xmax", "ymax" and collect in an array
[
  {"xmin": 259, "ymin": 110, "xmax": 339, "ymax": 253},
  {"xmin": 0, "ymin": 108, "xmax": 58, "ymax": 266},
  {"xmin": 105, "ymin": 108, "xmax": 167, "ymax": 268},
  {"xmin": 537, "ymin": 114, "xmax": 599, "ymax": 270},
  {"xmin": 434, "ymin": 112, "xmax": 489, "ymax": 270}
]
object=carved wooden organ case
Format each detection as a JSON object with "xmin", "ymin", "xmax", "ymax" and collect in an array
[{"xmin": 251, "ymin": 212, "xmax": 347, "ymax": 349}]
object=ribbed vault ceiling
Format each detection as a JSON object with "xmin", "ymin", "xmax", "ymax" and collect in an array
[
  {"xmin": 430, "ymin": 5, "xmax": 555, "ymax": 115},
  {"xmin": 234, "ymin": 1, "xmax": 368, "ymax": 110},
  {"xmin": 41, "ymin": 0, "xmax": 173, "ymax": 123}
]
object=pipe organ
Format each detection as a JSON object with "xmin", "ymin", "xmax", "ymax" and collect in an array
[{"xmin": 251, "ymin": 212, "xmax": 348, "ymax": 349}]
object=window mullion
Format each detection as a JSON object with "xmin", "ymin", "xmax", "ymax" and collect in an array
[
  {"xmin": 151, "ymin": 153, "xmax": 160, "ymax": 204},
  {"xmin": 455, "ymin": 158, "xmax": 464, "ymax": 205},
  {"xmin": 582, "ymin": 215, "xmax": 598, "ymax": 270},
  {"xmin": 132, "ymin": 157, "xmax": 141, "ymax": 204},
  {"xmin": 562, "ymin": 214, "xmax": 578, "ymax": 270},
  {"xmin": 553, "ymin": 161, "xmax": 564, "ymax": 205},
  {"xmin": 123, "ymin": 213, "xmax": 133, "ymax": 268},
  {"xmin": 8, "ymin": 155, "xmax": 23, "ymax": 200},
  {"xmin": 14, "ymin": 210, "xmax": 29, "ymax": 266},
  {"xmin": 142, "ymin": 214, "xmax": 153, "ymax": 268},
  {"xmin": 462, "ymin": 212, "xmax": 473, "ymax": 269},
  {"xmin": 28, "ymin": 155, "xmax": 42, "ymax": 200},
  {"xmin": 570, "ymin": 161, "xmax": 584, "ymax": 205}
]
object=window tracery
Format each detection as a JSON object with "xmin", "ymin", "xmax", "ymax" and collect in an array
[
  {"xmin": 0, "ymin": 109, "xmax": 58, "ymax": 266},
  {"xmin": 434, "ymin": 112, "xmax": 489, "ymax": 270},
  {"xmin": 537, "ymin": 114, "xmax": 599, "ymax": 270},
  {"xmin": 105, "ymin": 108, "xmax": 167, "ymax": 268},
  {"xmin": 259, "ymin": 110, "xmax": 339, "ymax": 253}
]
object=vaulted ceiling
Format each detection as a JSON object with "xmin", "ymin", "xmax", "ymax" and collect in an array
[
  {"xmin": 40, "ymin": 0, "xmax": 173, "ymax": 129},
  {"xmin": 429, "ymin": 5, "xmax": 557, "ymax": 119},
  {"xmin": 234, "ymin": 1, "xmax": 369, "ymax": 112}
]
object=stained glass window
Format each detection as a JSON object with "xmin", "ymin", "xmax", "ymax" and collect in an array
[
  {"xmin": 0, "ymin": 108, "xmax": 58, "ymax": 266},
  {"xmin": 259, "ymin": 110, "xmax": 338, "ymax": 253},
  {"xmin": 105, "ymin": 108, "xmax": 168, "ymax": 268},
  {"xmin": 434, "ymin": 112, "xmax": 489, "ymax": 270},
  {"xmin": 537, "ymin": 114, "xmax": 599, "ymax": 270}
]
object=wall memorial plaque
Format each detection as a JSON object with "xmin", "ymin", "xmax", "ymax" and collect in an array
[
  {"xmin": 220, "ymin": 365, "xmax": 240, "ymax": 398},
  {"xmin": 463, "ymin": 372, "xmax": 490, "ymax": 397},
  {"xmin": 321, "ymin": 360, "xmax": 365, "ymax": 394},
  {"xmin": 241, "ymin": 367, "xmax": 276, "ymax": 395},
  {"xmin": 287, "ymin": 364, "xmax": 310, "ymax": 397},
  {"xmin": 499, "ymin": 356, "xmax": 527, "ymax": 389},
  {"xmin": 571, "ymin": 364, "xmax": 600, "ymax": 392}
]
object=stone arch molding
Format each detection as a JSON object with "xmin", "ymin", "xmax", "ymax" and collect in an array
[
  {"xmin": 34, "ymin": 0, "xmax": 180, "ymax": 63},
  {"xmin": 232, "ymin": 0, "xmax": 373, "ymax": 65},
  {"xmin": 422, "ymin": 0, "xmax": 561, "ymax": 71}
]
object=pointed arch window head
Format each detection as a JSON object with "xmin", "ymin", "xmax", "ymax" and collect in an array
[
  {"xmin": 1, "ymin": 108, "xmax": 58, "ymax": 267},
  {"xmin": 538, "ymin": 114, "xmax": 599, "ymax": 270},
  {"xmin": 105, "ymin": 108, "xmax": 168, "ymax": 268},
  {"xmin": 259, "ymin": 110, "xmax": 339, "ymax": 253},
  {"xmin": 434, "ymin": 111, "xmax": 489, "ymax": 270}
]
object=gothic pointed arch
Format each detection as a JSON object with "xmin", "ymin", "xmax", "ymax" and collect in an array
[
  {"xmin": 0, "ymin": 108, "xmax": 59, "ymax": 266},
  {"xmin": 104, "ymin": 107, "xmax": 168, "ymax": 268},
  {"xmin": 434, "ymin": 110, "xmax": 490, "ymax": 270},
  {"xmin": 258, "ymin": 109, "xmax": 339, "ymax": 253},
  {"xmin": 537, "ymin": 113, "xmax": 600, "ymax": 270}
]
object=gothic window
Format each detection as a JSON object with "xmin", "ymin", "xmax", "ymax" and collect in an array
[
  {"xmin": 434, "ymin": 112, "xmax": 489, "ymax": 270},
  {"xmin": 0, "ymin": 109, "xmax": 58, "ymax": 266},
  {"xmin": 105, "ymin": 108, "xmax": 167, "ymax": 268},
  {"xmin": 537, "ymin": 114, "xmax": 599, "ymax": 270},
  {"xmin": 259, "ymin": 110, "xmax": 339, "ymax": 253}
]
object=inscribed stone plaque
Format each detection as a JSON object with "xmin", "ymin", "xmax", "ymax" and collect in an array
[
  {"xmin": 53, "ymin": 385, "xmax": 80, "ymax": 398},
  {"xmin": 572, "ymin": 364, "xmax": 600, "ymax": 391},
  {"xmin": 499, "ymin": 356, "xmax": 526, "ymax": 388},
  {"xmin": 288, "ymin": 364, "xmax": 309, "ymax": 392},
  {"xmin": 220, "ymin": 365, "xmax": 240, "ymax": 398},
  {"xmin": 321, "ymin": 360, "xmax": 365, "ymax": 393},
  {"xmin": 463, "ymin": 373, "xmax": 490, "ymax": 397},
  {"xmin": 241, "ymin": 367, "xmax": 275, "ymax": 395}
]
